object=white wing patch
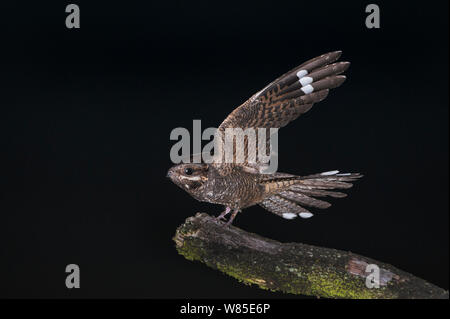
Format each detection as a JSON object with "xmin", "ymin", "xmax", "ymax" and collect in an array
[
  {"xmin": 296, "ymin": 69, "xmax": 308, "ymax": 78},
  {"xmin": 299, "ymin": 76, "xmax": 313, "ymax": 86},
  {"xmin": 300, "ymin": 85, "xmax": 314, "ymax": 94},
  {"xmin": 297, "ymin": 70, "xmax": 314, "ymax": 94}
]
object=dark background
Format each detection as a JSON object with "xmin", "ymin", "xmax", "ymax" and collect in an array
[{"xmin": 0, "ymin": 1, "xmax": 448, "ymax": 298}]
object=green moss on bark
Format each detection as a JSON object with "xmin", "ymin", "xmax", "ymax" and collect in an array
[{"xmin": 173, "ymin": 213, "xmax": 448, "ymax": 299}]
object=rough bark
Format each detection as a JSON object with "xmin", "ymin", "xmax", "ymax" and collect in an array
[{"xmin": 173, "ymin": 213, "xmax": 449, "ymax": 299}]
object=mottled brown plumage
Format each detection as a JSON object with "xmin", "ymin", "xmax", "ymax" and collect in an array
[{"xmin": 167, "ymin": 51, "xmax": 362, "ymax": 225}]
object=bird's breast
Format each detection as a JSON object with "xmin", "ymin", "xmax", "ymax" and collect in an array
[{"xmin": 205, "ymin": 171, "xmax": 262, "ymax": 208}]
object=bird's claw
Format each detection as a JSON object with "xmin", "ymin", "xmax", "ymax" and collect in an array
[
  {"xmin": 225, "ymin": 219, "xmax": 234, "ymax": 227},
  {"xmin": 215, "ymin": 207, "xmax": 231, "ymax": 222}
]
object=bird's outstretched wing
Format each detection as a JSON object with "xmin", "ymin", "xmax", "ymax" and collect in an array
[{"xmin": 213, "ymin": 51, "xmax": 349, "ymax": 175}]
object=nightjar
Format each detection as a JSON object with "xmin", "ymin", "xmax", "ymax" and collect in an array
[{"xmin": 167, "ymin": 51, "xmax": 362, "ymax": 225}]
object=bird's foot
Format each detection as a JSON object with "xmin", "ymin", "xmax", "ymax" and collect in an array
[
  {"xmin": 215, "ymin": 207, "xmax": 231, "ymax": 221},
  {"xmin": 225, "ymin": 209, "xmax": 239, "ymax": 226}
]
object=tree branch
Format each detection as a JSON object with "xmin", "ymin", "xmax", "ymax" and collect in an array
[{"xmin": 173, "ymin": 213, "xmax": 448, "ymax": 299}]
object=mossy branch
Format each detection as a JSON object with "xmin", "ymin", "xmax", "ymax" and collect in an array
[{"xmin": 173, "ymin": 213, "xmax": 448, "ymax": 299}]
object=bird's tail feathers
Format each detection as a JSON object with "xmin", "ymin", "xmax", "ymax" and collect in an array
[{"xmin": 259, "ymin": 170, "xmax": 362, "ymax": 220}]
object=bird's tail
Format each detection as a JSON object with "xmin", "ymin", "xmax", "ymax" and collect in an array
[{"xmin": 259, "ymin": 170, "xmax": 363, "ymax": 220}]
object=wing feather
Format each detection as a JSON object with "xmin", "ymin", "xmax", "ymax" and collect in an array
[{"xmin": 213, "ymin": 51, "xmax": 350, "ymax": 174}]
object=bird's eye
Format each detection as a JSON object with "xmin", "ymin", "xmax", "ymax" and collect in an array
[{"xmin": 184, "ymin": 168, "xmax": 193, "ymax": 175}]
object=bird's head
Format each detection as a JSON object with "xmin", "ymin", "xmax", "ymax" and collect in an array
[{"xmin": 167, "ymin": 162, "xmax": 209, "ymax": 197}]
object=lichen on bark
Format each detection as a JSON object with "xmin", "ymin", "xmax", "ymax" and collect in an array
[{"xmin": 173, "ymin": 213, "xmax": 448, "ymax": 299}]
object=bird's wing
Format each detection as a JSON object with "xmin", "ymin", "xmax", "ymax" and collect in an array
[{"xmin": 213, "ymin": 51, "xmax": 349, "ymax": 176}]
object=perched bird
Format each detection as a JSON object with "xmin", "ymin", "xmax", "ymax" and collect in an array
[{"xmin": 167, "ymin": 51, "xmax": 362, "ymax": 225}]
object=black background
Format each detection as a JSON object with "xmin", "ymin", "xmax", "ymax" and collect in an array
[{"xmin": 0, "ymin": 1, "xmax": 448, "ymax": 298}]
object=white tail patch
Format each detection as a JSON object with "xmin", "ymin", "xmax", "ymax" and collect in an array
[
  {"xmin": 299, "ymin": 212, "xmax": 313, "ymax": 218},
  {"xmin": 282, "ymin": 213, "xmax": 297, "ymax": 220},
  {"xmin": 321, "ymin": 170, "xmax": 339, "ymax": 176}
]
